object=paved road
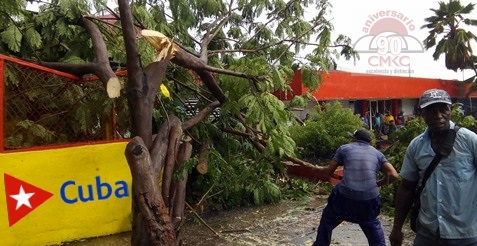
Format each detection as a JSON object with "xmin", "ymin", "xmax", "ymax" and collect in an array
[
  {"xmin": 59, "ymin": 196, "xmax": 414, "ymax": 246},
  {"xmin": 180, "ymin": 195, "xmax": 414, "ymax": 246}
]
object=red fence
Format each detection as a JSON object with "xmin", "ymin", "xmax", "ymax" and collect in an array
[{"xmin": 0, "ymin": 55, "xmax": 130, "ymax": 152}]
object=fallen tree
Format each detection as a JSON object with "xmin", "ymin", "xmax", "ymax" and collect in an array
[{"xmin": 1, "ymin": 0, "xmax": 357, "ymax": 244}]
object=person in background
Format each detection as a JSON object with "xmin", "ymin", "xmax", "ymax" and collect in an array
[
  {"xmin": 381, "ymin": 111, "xmax": 394, "ymax": 135},
  {"xmin": 312, "ymin": 129, "xmax": 399, "ymax": 246},
  {"xmin": 388, "ymin": 120, "xmax": 397, "ymax": 136},
  {"xmin": 384, "ymin": 111, "xmax": 395, "ymax": 125},
  {"xmin": 389, "ymin": 88, "xmax": 477, "ymax": 246},
  {"xmin": 397, "ymin": 111, "xmax": 405, "ymax": 125},
  {"xmin": 375, "ymin": 112, "xmax": 382, "ymax": 134},
  {"xmin": 361, "ymin": 113, "xmax": 370, "ymax": 129}
]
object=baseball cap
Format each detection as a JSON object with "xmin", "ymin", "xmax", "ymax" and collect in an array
[
  {"xmin": 419, "ymin": 89, "xmax": 452, "ymax": 109},
  {"xmin": 348, "ymin": 129, "xmax": 372, "ymax": 142}
]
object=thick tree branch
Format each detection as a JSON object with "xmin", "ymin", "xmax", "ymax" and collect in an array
[
  {"xmin": 172, "ymin": 50, "xmax": 226, "ymax": 104},
  {"xmin": 173, "ymin": 47, "xmax": 268, "ymax": 104},
  {"xmin": 150, "ymin": 116, "xmax": 181, "ymax": 179},
  {"xmin": 170, "ymin": 136, "xmax": 192, "ymax": 231},
  {"xmin": 118, "ymin": 0, "xmax": 140, "ymax": 76},
  {"xmin": 182, "ymin": 100, "xmax": 221, "ymax": 131},
  {"xmin": 196, "ymin": 139, "xmax": 211, "ymax": 174},
  {"xmin": 39, "ymin": 17, "xmax": 120, "ymax": 98},
  {"xmin": 37, "ymin": 61, "xmax": 96, "ymax": 77},
  {"xmin": 173, "ymin": 47, "xmax": 265, "ymax": 81},
  {"xmin": 118, "ymin": 0, "xmax": 172, "ymax": 148},
  {"xmin": 144, "ymin": 50, "xmax": 173, "ymax": 100},
  {"xmin": 162, "ymin": 121, "xmax": 182, "ymax": 208},
  {"xmin": 220, "ymin": 128, "xmax": 254, "ymax": 138},
  {"xmin": 81, "ymin": 17, "xmax": 120, "ymax": 98},
  {"xmin": 284, "ymin": 156, "xmax": 342, "ymax": 180}
]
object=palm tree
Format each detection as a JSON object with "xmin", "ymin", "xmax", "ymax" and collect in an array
[{"xmin": 422, "ymin": 0, "xmax": 477, "ymax": 75}]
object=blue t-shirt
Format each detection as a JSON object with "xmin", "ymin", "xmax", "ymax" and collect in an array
[
  {"xmin": 400, "ymin": 122, "xmax": 477, "ymax": 239},
  {"xmin": 333, "ymin": 141, "xmax": 388, "ymax": 200},
  {"xmin": 375, "ymin": 115, "xmax": 381, "ymax": 127}
]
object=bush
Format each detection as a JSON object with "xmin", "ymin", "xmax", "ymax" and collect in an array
[{"xmin": 289, "ymin": 101, "xmax": 366, "ymax": 160}]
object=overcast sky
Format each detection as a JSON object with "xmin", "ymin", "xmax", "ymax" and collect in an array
[{"xmin": 326, "ymin": 0, "xmax": 477, "ymax": 81}]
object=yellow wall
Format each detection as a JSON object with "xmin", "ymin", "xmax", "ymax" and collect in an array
[{"xmin": 0, "ymin": 142, "xmax": 132, "ymax": 246}]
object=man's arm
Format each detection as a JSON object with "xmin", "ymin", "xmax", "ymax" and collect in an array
[
  {"xmin": 389, "ymin": 178, "xmax": 418, "ymax": 246},
  {"xmin": 377, "ymin": 162, "xmax": 399, "ymax": 187},
  {"xmin": 315, "ymin": 159, "xmax": 340, "ymax": 177}
]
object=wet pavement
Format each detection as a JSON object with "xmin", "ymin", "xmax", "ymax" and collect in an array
[{"xmin": 58, "ymin": 196, "xmax": 414, "ymax": 246}]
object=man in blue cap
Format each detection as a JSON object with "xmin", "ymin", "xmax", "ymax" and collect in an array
[
  {"xmin": 390, "ymin": 88, "xmax": 477, "ymax": 246},
  {"xmin": 312, "ymin": 128, "xmax": 398, "ymax": 246}
]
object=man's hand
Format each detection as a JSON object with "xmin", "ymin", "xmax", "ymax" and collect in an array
[{"xmin": 389, "ymin": 228, "xmax": 404, "ymax": 246}]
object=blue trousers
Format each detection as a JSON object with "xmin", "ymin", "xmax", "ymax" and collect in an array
[{"xmin": 312, "ymin": 187, "xmax": 385, "ymax": 246}]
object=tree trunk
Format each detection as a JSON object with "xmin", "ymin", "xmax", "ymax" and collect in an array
[{"xmin": 125, "ymin": 116, "xmax": 190, "ymax": 246}]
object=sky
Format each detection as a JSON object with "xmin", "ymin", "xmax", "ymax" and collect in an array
[{"xmin": 326, "ymin": 0, "xmax": 477, "ymax": 81}]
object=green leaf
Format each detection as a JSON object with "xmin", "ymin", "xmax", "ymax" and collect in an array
[
  {"xmin": 25, "ymin": 26, "xmax": 42, "ymax": 49},
  {"xmin": 288, "ymin": 95, "xmax": 306, "ymax": 109},
  {"xmin": 1, "ymin": 25, "xmax": 22, "ymax": 52},
  {"xmin": 301, "ymin": 66, "xmax": 320, "ymax": 90}
]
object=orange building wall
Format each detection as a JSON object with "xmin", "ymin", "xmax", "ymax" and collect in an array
[{"xmin": 276, "ymin": 70, "xmax": 477, "ymax": 101}]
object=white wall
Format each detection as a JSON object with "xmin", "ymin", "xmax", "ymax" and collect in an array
[{"xmin": 401, "ymin": 99, "xmax": 418, "ymax": 117}]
